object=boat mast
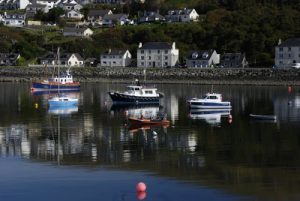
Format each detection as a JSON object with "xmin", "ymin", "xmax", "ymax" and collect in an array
[{"xmin": 57, "ymin": 47, "xmax": 60, "ymax": 93}]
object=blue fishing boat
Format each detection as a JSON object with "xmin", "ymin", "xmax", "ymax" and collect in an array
[
  {"xmin": 48, "ymin": 94, "xmax": 78, "ymax": 107},
  {"xmin": 31, "ymin": 69, "xmax": 80, "ymax": 92}
]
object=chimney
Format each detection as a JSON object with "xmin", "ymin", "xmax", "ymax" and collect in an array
[
  {"xmin": 278, "ymin": 39, "xmax": 282, "ymax": 45},
  {"xmin": 138, "ymin": 42, "xmax": 142, "ymax": 48},
  {"xmin": 172, "ymin": 42, "xmax": 176, "ymax": 49},
  {"xmin": 108, "ymin": 48, "xmax": 111, "ymax": 53}
]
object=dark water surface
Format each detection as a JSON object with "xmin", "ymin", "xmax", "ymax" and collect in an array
[{"xmin": 1, "ymin": 82, "xmax": 300, "ymax": 201}]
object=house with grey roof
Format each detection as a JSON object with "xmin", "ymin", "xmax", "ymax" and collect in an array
[
  {"xmin": 219, "ymin": 53, "xmax": 248, "ymax": 68},
  {"xmin": 138, "ymin": 11, "xmax": 165, "ymax": 24},
  {"xmin": 102, "ymin": 13, "xmax": 129, "ymax": 26},
  {"xmin": 165, "ymin": 8, "xmax": 199, "ymax": 23},
  {"xmin": 63, "ymin": 27, "xmax": 93, "ymax": 37},
  {"xmin": 0, "ymin": 53, "xmax": 20, "ymax": 66},
  {"xmin": 100, "ymin": 49, "xmax": 131, "ymax": 67},
  {"xmin": 186, "ymin": 50, "xmax": 220, "ymax": 68},
  {"xmin": 87, "ymin": 9, "xmax": 112, "ymax": 26},
  {"xmin": 275, "ymin": 38, "xmax": 300, "ymax": 68},
  {"xmin": 26, "ymin": 3, "xmax": 49, "ymax": 18},
  {"xmin": 137, "ymin": 42, "xmax": 179, "ymax": 68},
  {"xmin": 58, "ymin": 2, "xmax": 83, "ymax": 11},
  {"xmin": 3, "ymin": 12, "xmax": 26, "ymax": 27}
]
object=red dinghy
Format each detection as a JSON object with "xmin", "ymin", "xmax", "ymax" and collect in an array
[{"xmin": 128, "ymin": 115, "xmax": 170, "ymax": 126}]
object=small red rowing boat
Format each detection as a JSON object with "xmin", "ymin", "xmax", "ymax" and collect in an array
[{"xmin": 128, "ymin": 116, "xmax": 170, "ymax": 126}]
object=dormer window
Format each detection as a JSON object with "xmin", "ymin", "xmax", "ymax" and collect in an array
[
  {"xmin": 192, "ymin": 52, "xmax": 198, "ymax": 59},
  {"xmin": 202, "ymin": 52, "xmax": 209, "ymax": 58}
]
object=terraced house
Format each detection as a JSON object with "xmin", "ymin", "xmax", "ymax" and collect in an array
[{"xmin": 275, "ymin": 38, "xmax": 300, "ymax": 68}]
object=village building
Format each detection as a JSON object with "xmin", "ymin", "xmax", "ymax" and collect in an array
[
  {"xmin": 165, "ymin": 8, "xmax": 199, "ymax": 23},
  {"xmin": 0, "ymin": 53, "xmax": 20, "ymax": 66},
  {"xmin": 3, "ymin": 12, "xmax": 26, "ymax": 27},
  {"xmin": 35, "ymin": 0, "xmax": 60, "ymax": 9},
  {"xmin": 63, "ymin": 27, "xmax": 93, "ymax": 37},
  {"xmin": 186, "ymin": 50, "xmax": 220, "ymax": 68},
  {"xmin": 275, "ymin": 38, "xmax": 300, "ymax": 68},
  {"xmin": 138, "ymin": 11, "xmax": 165, "ymax": 24},
  {"xmin": 219, "ymin": 53, "xmax": 248, "ymax": 68},
  {"xmin": 102, "ymin": 13, "xmax": 129, "ymax": 26},
  {"xmin": 66, "ymin": 10, "xmax": 83, "ymax": 20},
  {"xmin": 0, "ymin": 0, "xmax": 30, "ymax": 10},
  {"xmin": 40, "ymin": 52, "xmax": 84, "ymax": 67},
  {"xmin": 87, "ymin": 9, "xmax": 112, "ymax": 26},
  {"xmin": 137, "ymin": 42, "xmax": 179, "ymax": 68},
  {"xmin": 100, "ymin": 49, "xmax": 131, "ymax": 67}
]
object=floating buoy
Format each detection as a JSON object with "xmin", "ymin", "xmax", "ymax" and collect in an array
[
  {"xmin": 136, "ymin": 182, "xmax": 147, "ymax": 192},
  {"xmin": 288, "ymin": 86, "xmax": 292, "ymax": 93},
  {"xmin": 34, "ymin": 103, "xmax": 39, "ymax": 109},
  {"xmin": 136, "ymin": 191, "xmax": 147, "ymax": 200}
]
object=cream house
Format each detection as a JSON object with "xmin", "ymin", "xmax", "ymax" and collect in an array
[
  {"xmin": 66, "ymin": 10, "xmax": 83, "ymax": 20},
  {"xmin": 100, "ymin": 49, "xmax": 131, "ymax": 67},
  {"xmin": 63, "ymin": 27, "xmax": 93, "ymax": 37},
  {"xmin": 275, "ymin": 38, "xmax": 300, "ymax": 68},
  {"xmin": 137, "ymin": 42, "xmax": 179, "ymax": 67},
  {"xmin": 60, "ymin": 53, "xmax": 84, "ymax": 67}
]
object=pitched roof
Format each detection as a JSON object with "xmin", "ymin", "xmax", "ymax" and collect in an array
[
  {"xmin": 60, "ymin": 53, "xmax": 83, "ymax": 61},
  {"xmin": 26, "ymin": 3, "xmax": 47, "ymax": 9},
  {"xmin": 103, "ymin": 13, "xmax": 127, "ymax": 20},
  {"xmin": 278, "ymin": 38, "xmax": 300, "ymax": 47},
  {"xmin": 168, "ymin": 8, "xmax": 195, "ymax": 15},
  {"xmin": 187, "ymin": 50, "xmax": 214, "ymax": 60},
  {"xmin": 139, "ymin": 42, "xmax": 173, "ymax": 50},
  {"xmin": 88, "ymin": 9, "xmax": 111, "ymax": 17},
  {"xmin": 220, "ymin": 53, "xmax": 244, "ymax": 62},
  {"xmin": 101, "ymin": 49, "xmax": 127, "ymax": 56}
]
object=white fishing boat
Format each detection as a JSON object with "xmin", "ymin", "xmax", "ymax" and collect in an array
[{"xmin": 188, "ymin": 93, "xmax": 231, "ymax": 109}]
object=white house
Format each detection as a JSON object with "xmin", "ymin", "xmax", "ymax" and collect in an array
[
  {"xmin": 59, "ymin": 2, "xmax": 82, "ymax": 11},
  {"xmin": 63, "ymin": 27, "xmax": 93, "ymax": 37},
  {"xmin": 3, "ymin": 12, "xmax": 26, "ymax": 27},
  {"xmin": 186, "ymin": 50, "xmax": 220, "ymax": 68},
  {"xmin": 60, "ymin": 53, "xmax": 84, "ymax": 66},
  {"xmin": 137, "ymin": 42, "xmax": 179, "ymax": 68},
  {"xmin": 165, "ymin": 8, "xmax": 199, "ymax": 22},
  {"xmin": 275, "ymin": 38, "xmax": 300, "ymax": 68},
  {"xmin": 66, "ymin": 10, "xmax": 83, "ymax": 19},
  {"xmin": 100, "ymin": 49, "xmax": 131, "ymax": 67}
]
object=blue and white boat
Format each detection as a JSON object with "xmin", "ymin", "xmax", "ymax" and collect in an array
[{"xmin": 188, "ymin": 93, "xmax": 231, "ymax": 109}]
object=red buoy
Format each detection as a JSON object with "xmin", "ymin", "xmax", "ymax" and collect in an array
[
  {"xmin": 288, "ymin": 86, "xmax": 292, "ymax": 93},
  {"xmin": 136, "ymin": 191, "xmax": 147, "ymax": 200},
  {"xmin": 136, "ymin": 182, "xmax": 147, "ymax": 192}
]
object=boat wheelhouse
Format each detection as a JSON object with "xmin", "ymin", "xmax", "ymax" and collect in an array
[{"xmin": 188, "ymin": 93, "xmax": 231, "ymax": 109}]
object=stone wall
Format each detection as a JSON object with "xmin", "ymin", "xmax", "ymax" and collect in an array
[{"xmin": 0, "ymin": 66, "xmax": 300, "ymax": 85}]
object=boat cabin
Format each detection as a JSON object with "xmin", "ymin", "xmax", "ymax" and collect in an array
[
  {"xmin": 202, "ymin": 93, "xmax": 222, "ymax": 101},
  {"xmin": 125, "ymin": 85, "xmax": 159, "ymax": 97},
  {"xmin": 49, "ymin": 70, "xmax": 74, "ymax": 84}
]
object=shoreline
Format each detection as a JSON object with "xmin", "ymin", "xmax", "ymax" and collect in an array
[{"xmin": 0, "ymin": 66, "xmax": 300, "ymax": 86}]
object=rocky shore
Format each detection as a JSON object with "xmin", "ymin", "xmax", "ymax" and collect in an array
[{"xmin": 1, "ymin": 66, "xmax": 300, "ymax": 85}]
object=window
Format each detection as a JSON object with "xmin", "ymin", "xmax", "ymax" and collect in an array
[
  {"xmin": 145, "ymin": 90, "xmax": 153, "ymax": 94},
  {"xmin": 149, "ymin": 56, "xmax": 151, "ymax": 60},
  {"xmin": 141, "ymin": 62, "xmax": 144, "ymax": 66},
  {"xmin": 279, "ymin": 54, "xmax": 283, "ymax": 58},
  {"xmin": 288, "ymin": 54, "xmax": 291, "ymax": 58},
  {"xmin": 158, "ymin": 50, "xmax": 160, "ymax": 53},
  {"xmin": 164, "ymin": 50, "xmax": 168, "ymax": 54},
  {"xmin": 141, "ymin": 50, "xmax": 144, "ymax": 54},
  {"xmin": 165, "ymin": 56, "xmax": 168, "ymax": 60},
  {"xmin": 288, "ymin": 47, "xmax": 291, "ymax": 51},
  {"xmin": 149, "ymin": 50, "xmax": 151, "ymax": 54},
  {"xmin": 164, "ymin": 62, "xmax": 168, "ymax": 66},
  {"xmin": 113, "ymin": 61, "xmax": 116, "ymax": 64},
  {"xmin": 141, "ymin": 56, "xmax": 144, "ymax": 60},
  {"xmin": 299, "ymin": 54, "xmax": 300, "ymax": 58},
  {"xmin": 103, "ymin": 61, "xmax": 107, "ymax": 64},
  {"xmin": 148, "ymin": 62, "xmax": 151, "ymax": 65}
]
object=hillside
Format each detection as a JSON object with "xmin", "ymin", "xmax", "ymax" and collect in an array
[{"xmin": 0, "ymin": 0, "xmax": 300, "ymax": 67}]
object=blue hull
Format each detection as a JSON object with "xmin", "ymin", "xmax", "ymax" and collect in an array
[
  {"xmin": 189, "ymin": 101, "xmax": 231, "ymax": 109},
  {"xmin": 31, "ymin": 82, "xmax": 80, "ymax": 91},
  {"xmin": 108, "ymin": 92, "xmax": 161, "ymax": 104},
  {"xmin": 48, "ymin": 100, "xmax": 78, "ymax": 107}
]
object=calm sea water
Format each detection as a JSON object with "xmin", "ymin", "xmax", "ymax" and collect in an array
[{"xmin": 1, "ymin": 82, "xmax": 300, "ymax": 201}]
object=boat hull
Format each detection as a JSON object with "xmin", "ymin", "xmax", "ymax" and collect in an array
[
  {"xmin": 108, "ymin": 92, "xmax": 161, "ymax": 104},
  {"xmin": 128, "ymin": 117, "xmax": 170, "ymax": 126},
  {"xmin": 189, "ymin": 101, "xmax": 232, "ymax": 109},
  {"xmin": 249, "ymin": 114, "xmax": 277, "ymax": 121},
  {"xmin": 31, "ymin": 81, "xmax": 80, "ymax": 92}
]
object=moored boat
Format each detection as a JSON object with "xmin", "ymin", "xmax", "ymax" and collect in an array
[
  {"xmin": 249, "ymin": 114, "xmax": 277, "ymax": 121},
  {"xmin": 31, "ymin": 69, "xmax": 80, "ymax": 92},
  {"xmin": 48, "ymin": 94, "xmax": 79, "ymax": 107},
  {"xmin": 188, "ymin": 93, "xmax": 231, "ymax": 109},
  {"xmin": 108, "ymin": 80, "xmax": 163, "ymax": 104},
  {"xmin": 128, "ymin": 114, "xmax": 170, "ymax": 126}
]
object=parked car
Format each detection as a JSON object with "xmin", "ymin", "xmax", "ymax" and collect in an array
[{"xmin": 291, "ymin": 63, "xmax": 300, "ymax": 69}]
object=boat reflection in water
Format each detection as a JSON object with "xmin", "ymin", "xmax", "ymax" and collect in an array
[
  {"xmin": 48, "ymin": 104, "xmax": 78, "ymax": 115},
  {"xmin": 189, "ymin": 109, "xmax": 231, "ymax": 126}
]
